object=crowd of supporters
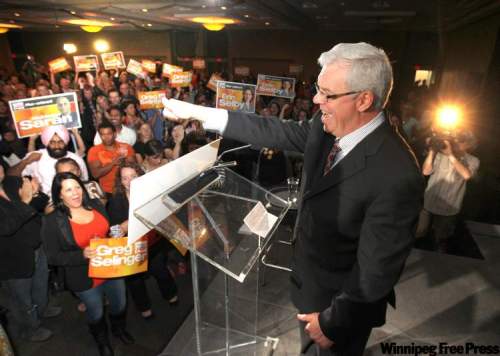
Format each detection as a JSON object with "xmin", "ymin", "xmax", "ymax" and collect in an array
[{"xmin": 0, "ymin": 57, "xmax": 478, "ymax": 355}]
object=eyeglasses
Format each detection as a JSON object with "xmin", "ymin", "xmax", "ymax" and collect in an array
[{"xmin": 314, "ymin": 83, "xmax": 360, "ymax": 102}]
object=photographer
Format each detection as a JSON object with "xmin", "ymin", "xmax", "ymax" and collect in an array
[{"xmin": 416, "ymin": 131, "xmax": 480, "ymax": 252}]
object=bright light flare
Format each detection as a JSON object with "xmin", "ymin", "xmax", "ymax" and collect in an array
[
  {"xmin": 436, "ymin": 105, "xmax": 461, "ymax": 131},
  {"xmin": 94, "ymin": 39, "xmax": 109, "ymax": 52}
]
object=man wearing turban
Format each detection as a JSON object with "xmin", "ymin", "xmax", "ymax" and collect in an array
[{"xmin": 8, "ymin": 125, "xmax": 88, "ymax": 196}]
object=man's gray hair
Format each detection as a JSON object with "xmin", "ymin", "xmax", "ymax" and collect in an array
[{"xmin": 318, "ymin": 42, "xmax": 393, "ymax": 110}]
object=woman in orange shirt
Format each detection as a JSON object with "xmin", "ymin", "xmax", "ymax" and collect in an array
[{"xmin": 42, "ymin": 172, "xmax": 133, "ymax": 356}]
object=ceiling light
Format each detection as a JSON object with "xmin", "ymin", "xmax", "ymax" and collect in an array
[
  {"xmin": 191, "ymin": 16, "xmax": 236, "ymax": 31},
  {"xmin": 65, "ymin": 19, "xmax": 113, "ymax": 32},
  {"xmin": 142, "ymin": 8, "xmax": 148, "ymax": 12},
  {"xmin": 147, "ymin": 23, "xmax": 152, "ymax": 27},
  {"xmin": 202, "ymin": 5, "xmax": 206, "ymax": 8},
  {"xmin": 70, "ymin": 11, "xmax": 76, "ymax": 15},
  {"xmin": 63, "ymin": 43, "xmax": 77, "ymax": 54},
  {"xmin": 110, "ymin": 17, "xmax": 115, "ymax": 21},
  {"xmin": 0, "ymin": 23, "xmax": 23, "ymax": 33},
  {"xmin": 14, "ymin": 12, "xmax": 20, "ymax": 17},
  {"xmin": 244, "ymin": 14, "xmax": 249, "ymax": 18},
  {"xmin": 265, "ymin": 22, "xmax": 270, "ymax": 26},
  {"xmin": 221, "ymin": 6, "xmax": 227, "ymax": 10},
  {"xmin": 94, "ymin": 39, "xmax": 109, "ymax": 52}
]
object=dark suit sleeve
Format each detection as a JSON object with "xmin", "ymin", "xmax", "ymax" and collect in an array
[
  {"xmin": 319, "ymin": 172, "xmax": 423, "ymax": 339},
  {"xmin": 41, "ymin": 215, "xmax": 87, "ymax": 266},
  {"xmin": 223, "ymin": 111, "xmax": 314, "ymax": 153}
]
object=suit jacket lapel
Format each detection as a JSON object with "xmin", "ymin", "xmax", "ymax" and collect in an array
[
  {"xmin": 302, "ymin": 120, "xmax": 390, "ymax": 201},
  {"xmin": 303, "ymin": 145, "xmax": 366, "ymax": 201}
]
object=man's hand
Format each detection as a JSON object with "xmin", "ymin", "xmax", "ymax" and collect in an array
[
  {"xmin": 297, "ymin": 313, "xmax": 334, "ymax": 349},
  {"xmin": 162, "ymin": 97, "xmax": 200, "ymax": 122},
  {"xmin": 83, "ymin": 246, "xmax": 97, "ymax": 259},
  {"xmin": 19, "ymin": 177, "xmax": 34, "ymax": 204}
]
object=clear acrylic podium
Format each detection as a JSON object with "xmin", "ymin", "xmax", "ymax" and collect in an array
[{"xmin": 134, "ymin": 166, "xmax": 290, "ymax": 355}]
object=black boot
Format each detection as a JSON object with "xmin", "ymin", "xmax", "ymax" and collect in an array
[
  {"xmin": 109, "ymin": 311, "xmax": 134, "ymax": 345},
  {"xmin": 89, "ymin": 317, "xmax": 114, "ymax": 356}
]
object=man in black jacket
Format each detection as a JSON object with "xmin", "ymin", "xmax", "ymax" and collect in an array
[
  {"xmin": 162, "ymin": 42, "xmax": 424, "ymax": 355},
  {"xmin": 0, "ymin": 166, "xmax": 61, "ymax": 342}
]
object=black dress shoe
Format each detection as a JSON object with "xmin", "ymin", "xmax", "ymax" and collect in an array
[{"xmin": 113, "ymin": 330, "xmax": 135, "ymax": 345}]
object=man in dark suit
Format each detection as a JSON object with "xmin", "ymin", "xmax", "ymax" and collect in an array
[{"xmin": 162, "ymin": 42, "xmax": 424, "ymax": 356}]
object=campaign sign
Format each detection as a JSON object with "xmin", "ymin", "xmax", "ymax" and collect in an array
[
  {"xmin": 256, "ymin": 74, "xmax": 296, "ymax": 99},
  {"xmin": 101, "ymin": 51, "xmax": 126, "ymax": 70},
  {"xmin": 48, "ymin": 57, "xmax": 71, "ymax": 73},
  {"xmin": 137, "ymin": 90, "xmax": 167, "ymax": 110},
  {"xmin": 9, "ymin": 92, "xmax": 81, "ymax": 138},
  {"xmin": 88, "ymin": 237, "xmax": 148, "ymax": 278},
  {"xmin": 141, "ymin": 60, "xmax": 157, "ymax": 73},
  {"xmin": 207, "ymin": 73, "xmax": 223, "ymax": 92},
  {"xmin": 162, "ymin": 63, "xmax": 183, "ymax": 78},
  {"xmin": 170, "ymin": 71, "xmax": 192, "ymax": 87},
  {"xmin": 74, "ymin": 55, "xmax": 100, "ymax": 72},
  {"xmin": 126, "ymin": 59, "xmax": 146, "ymax": 78},
  {"xmin": 216, "ymin": 81, "xmax": 256, "ymax": 113}
]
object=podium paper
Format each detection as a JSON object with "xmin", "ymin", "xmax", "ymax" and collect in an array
[{"xmin": 243, "ymin": 201, "xmax": 278, "ymax": 238}]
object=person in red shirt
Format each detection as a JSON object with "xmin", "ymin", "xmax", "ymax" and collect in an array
[
  {"xmin": 41, "ymin": 172, "xmax": 134, "ymax": 356},
  {"xmin": 87, "ymin": 120, "xmax": 135, "ymax": 197}
]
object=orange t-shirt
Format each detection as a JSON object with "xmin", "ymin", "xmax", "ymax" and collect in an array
[
  {"xmin": 70, "ymin": 209, "xmax": 110, "ymax": 288},
  {"xmin": 87, "ymin": 142, "xmax": 134, "ymax": 193}
]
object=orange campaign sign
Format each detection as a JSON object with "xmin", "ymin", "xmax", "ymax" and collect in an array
[
  {"xmin": 9, "ymin": 92, "xmax": 81, "ymax": 138},
  {"xmin": 141, "ymin": 60, "xmax": 157, "ymax": 73},
  {"xmin": 74, "ymin": 55, "xmax": 100, "ymax": 72},
  {"xmin": 48, "ymin": 57, "xmax": 71, "ymax": 73},
  {"xmin": 256, "ymin": 74, "xmax": 296, "ymax": 99},
  {"xmin": 137, "ymin": 90, "xmax": 167, "ymax": 110},
  {"xmin": 101, "ymin": 51, "xmax": 126, "ymax": 70},
  {"xmin": 162, "ymin": 63, "xmax": 183, "ymax": 78},
  {"xmin": 88, "ymin": 236, "xmax": 148, "ymax": 278},
  {"xmin": 207, "ymin": 73, "xmax": 223, "ymax": 92},
  {"xmin": 170, "ymin": 71, "xmax": 192, "ymax": 87},
  {"xmin": 126, "ymin": 59, "xmax": 146, "ymax": 78},
  {"xmin": 216, "ymin": 81, "xmax": 256, "ymax": 113}
]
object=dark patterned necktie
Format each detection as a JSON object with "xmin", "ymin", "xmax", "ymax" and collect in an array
[{"xmin": 323, "ymin": 140, "xmax": 341, "ymax": 176}]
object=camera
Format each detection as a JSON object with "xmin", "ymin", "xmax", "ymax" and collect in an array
[
  {"xmin": 428, "ymin": 129, "xmax": 470, "ymax": 153},
  {"xmin": 428, "ymin": 131, "xmax": 451, "ymax": 151}
]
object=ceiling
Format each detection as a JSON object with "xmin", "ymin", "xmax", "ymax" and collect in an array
[{"xmin": 0, "ymin": 0, "xmax": 499, "ymax": 33}]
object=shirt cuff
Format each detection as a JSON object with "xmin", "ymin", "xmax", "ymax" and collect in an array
[{"xmin": 196, "ymin": 107, "xmax": 229, "ymax": 134}]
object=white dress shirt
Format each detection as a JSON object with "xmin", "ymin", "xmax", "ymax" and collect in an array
[{"xmin": 22, "ymin": 149, "xmax": 89, "ymax": 196}]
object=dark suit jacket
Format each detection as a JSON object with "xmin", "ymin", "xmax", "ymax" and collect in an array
[
  {"xmin": 0, "ymin": 196, "xmax": 40, "ymax": 280},
  {"xmin": 41, "ymin": 199, "xmax": 109, "ymax": 292},
  {"xmin": 224, "ymin": 111, "xmax": 424, "ymax": 343}
]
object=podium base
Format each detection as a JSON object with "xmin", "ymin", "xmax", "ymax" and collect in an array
[{"xmin": 162, "ymin": 322, "xmax": 279, "ymax": 356}]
